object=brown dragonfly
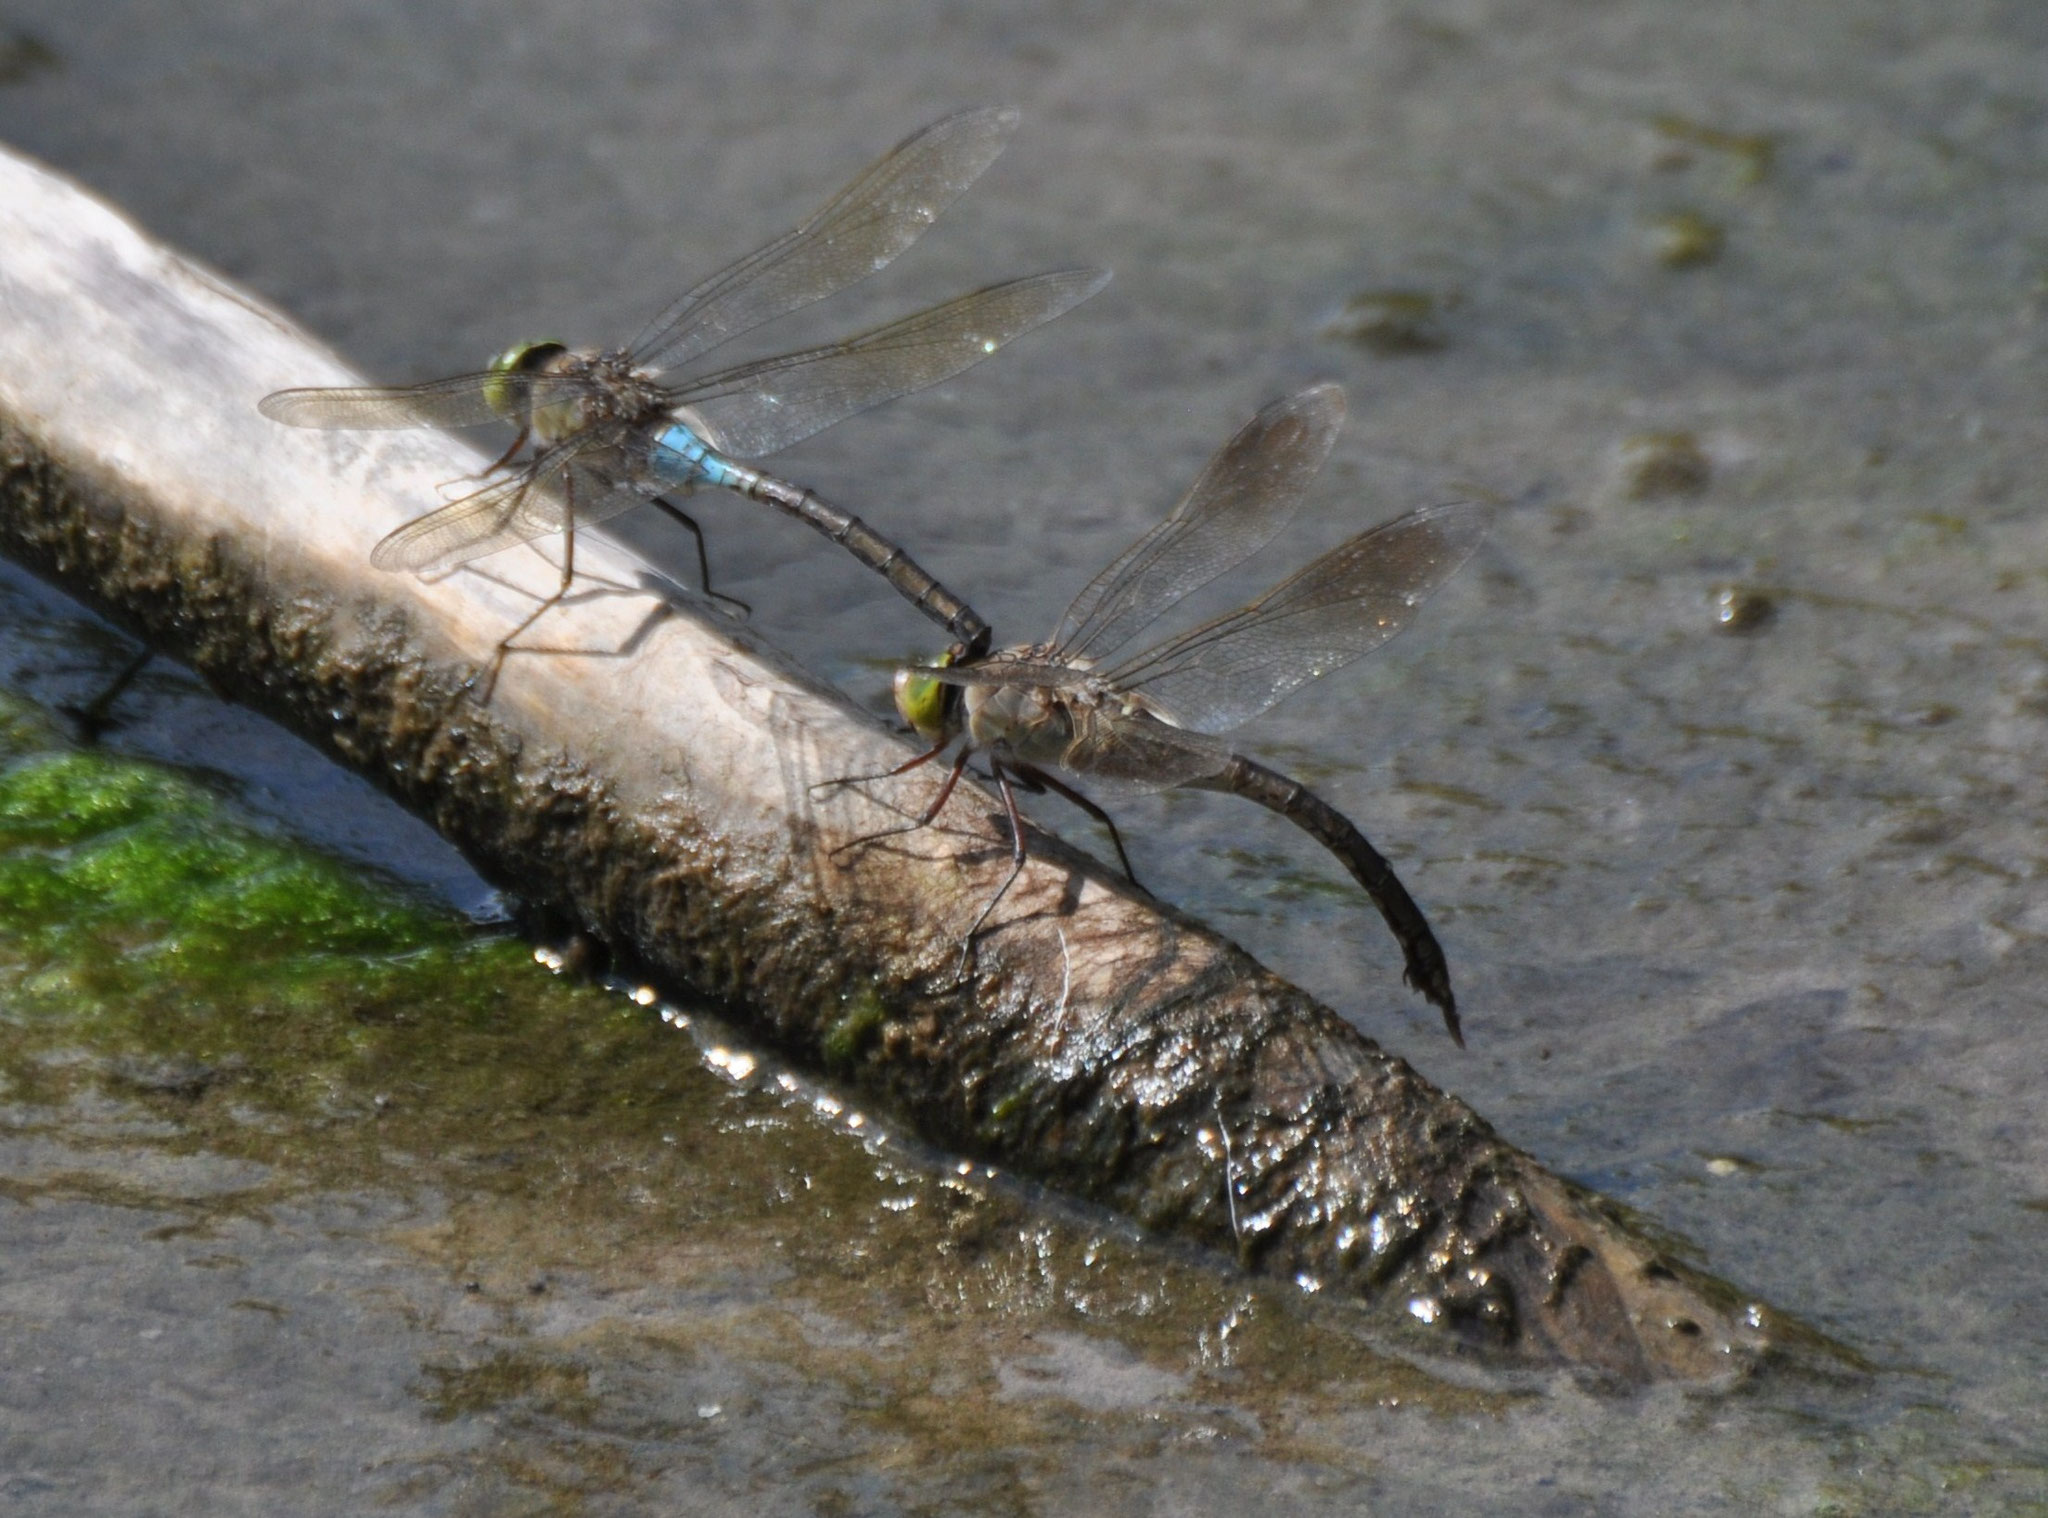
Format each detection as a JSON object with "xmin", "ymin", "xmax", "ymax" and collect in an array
[{"xmin": 843, "ymin": 385, "xmax": 1485, "ymax": 1043}]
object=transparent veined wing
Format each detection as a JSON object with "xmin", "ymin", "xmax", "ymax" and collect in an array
[
  {"xmin": 1102, "ymin": 500, "xmax": 1489, "ymax": 734},
  {"xmin": 629, "ymin": 106, "xmax": 1020, "ymax": 375},
  {"xmin": 920, "ymin": 656, "xmax": 1096, "ymax": 693},
  {"xmin": 367, "ymin": 435, "xmax": 647, "ymax": 574},
  {"xmin": 1053, "ymin": 708, "xmax": 1237, "ymax": 795},
  {"xmin": 258, "ymin": 370, "xmax": 593, "ymax": 431},
  {"xmin": 1053, "ymin": 385, "xmax": 1346, "ymax": 664},
  {"xmin": 668, "ymin": 268, "xmax": 1108, "ymax": 459}
]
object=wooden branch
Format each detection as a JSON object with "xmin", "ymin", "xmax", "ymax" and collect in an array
[{"xmin": 0, "ymin": 143, "xmax": 1781, "ymax": 1380}]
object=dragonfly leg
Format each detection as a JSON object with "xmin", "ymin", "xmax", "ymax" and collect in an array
[
  {"xmin": 650, "ymin": 496, "xmax": 750, "ymax": 620},
  {"xmin": 814, "ymin": 735, "xmax": 951, "ymax": 798},
  {"xmin": 481, "ymin": 425, "xmax": 532, "ymax": 476},
  {"xmin": 61, "ymin": 644, "xmax": 155, "ymax": 743},
  {"xmin": 1010, "ymin": 761, "xmax": 1141, "ymax": 889},
  {"xmin": 467, "ymin": 478, "xmax": 580, "ymax": 703},
  {"xmin": 826, "ymin": 743, "xmax": 968, "ymax": 857},
  {"xmin": 960, "ymin": 760, "xmax": 1031, "ymax": 966}
]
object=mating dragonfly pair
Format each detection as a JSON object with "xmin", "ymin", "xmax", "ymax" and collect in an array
[{"xmin": 261, "ymin": 108, "xmax": 1484, "ymax": 1044}]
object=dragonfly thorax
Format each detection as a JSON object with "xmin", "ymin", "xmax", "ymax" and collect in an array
[
  {"xmin": 946, "ymin": 645, "xmax": 1079, "ymax": 762},
  {"xmin": 487, "ymin": 343, "xmax": 672, "ymax": 446},
  {"xmin": 963, "ymin": 679, "xmax": 1077, "ymax": 764}
]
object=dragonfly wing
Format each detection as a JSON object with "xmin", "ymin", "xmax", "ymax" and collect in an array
[
  {"xmin": 921, "ymin": 658, "xmax": 1094, "ymax": 692},
  {"xmin": 1104, "ymin": 499, "xmax": 1489, "ymax": 734},
  {"xmin": 369, "ymin": 473, "xmax": 558, "ymax": 574},
  {"xmin": 558, "ymin": 453, "xmax": 663, "ymax": 530},
  {"xmin": 258, "ymin": 371, "xmax": 590, "ymax": 431},
  {"xmin": 1055, "ymin": 709, "xmax": 1237, "ymax": 796},
  {"xmin": 669, "ymin": 268, "xmax": 1108, "ymax": 458},
  {"xmin": 629, "ymin": 106, "xmax": 1020, "ymax": 375},
  {"xmin": 1053, "ymin": 385, "xmax": 1346, "ymax": 663},
  {"xmin": 365, "ymin": 436, "xmax": 643, "ymax": 574}
]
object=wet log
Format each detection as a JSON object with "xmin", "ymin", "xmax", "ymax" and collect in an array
[{"xmin": 0, "ymin": 143, "xmax": 1778, "ymax": 1381}]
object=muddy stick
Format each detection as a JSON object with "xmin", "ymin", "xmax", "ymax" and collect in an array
[{"xmin": 0, "ymin": 143, "xmax": 1774, "ymax": 1380}]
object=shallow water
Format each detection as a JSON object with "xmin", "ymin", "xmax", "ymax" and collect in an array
[{"xmin": 2, "ymin": 0, "xmax": 2047, "ymax": 1510}]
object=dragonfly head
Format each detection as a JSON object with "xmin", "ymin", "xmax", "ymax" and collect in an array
[
  {"xmin": 481, "ymin": 340, "xmax": 570, "ymax": 422},
  {"xmin": 894, "ymin": 646, "xmax": 966, "ymax": 744}
]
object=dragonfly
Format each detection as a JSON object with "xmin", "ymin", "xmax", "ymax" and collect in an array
[
  {"xmin": 259, "ymin": 106, "xmax": 1107, "ymax": 694},
  {"xmin": 842, "ymin": 384, "xmax": 1486, "ymax": 1044}
]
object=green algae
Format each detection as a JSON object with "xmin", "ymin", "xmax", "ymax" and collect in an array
[
  {"xmin": 1643, "ymin": 209, "xmax": 1727, "ymax": 269},
  {"xmin": 420, "ymin": 1349, "xmax": 600, "ymax": 1427},
  {"xmin": 0, "ymin": 690, "xmax": 615, "ymax": 1151},
  {"xmin": 1321, "ymin": 289, "xmax": 1450, "ymax": 355},
  {"xmin": 1650, "ymin": 114, "xmax": 1775, "ymax": 186},
  {"xmin": 821, "ymin": 979, "xmax": 891, "ymax": 1069},
  {"xmin": 0, "ymin": 750, "xmax": 443, "ymax": 982},
  {"xmin": 1618, "ymin": 431, "xmax": 1713, "ymax": 500}
]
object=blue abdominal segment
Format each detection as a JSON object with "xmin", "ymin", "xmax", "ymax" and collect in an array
[{"xmin": 649, "ymin": 422, "xmax": 747, "ymax": 493}]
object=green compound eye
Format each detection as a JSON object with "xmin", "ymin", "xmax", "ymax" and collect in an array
[
  {"xmin": 893, "ymin": 651, "xmax": 957, "ymax": 742},
  {"xmin": 481, "ymin": 340, "xmax": 567, "ymax": 420}
]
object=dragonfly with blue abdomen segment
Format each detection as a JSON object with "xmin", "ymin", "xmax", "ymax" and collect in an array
[
  {"xmin": 260, "ymin": 107, "xmax": 1105, "ymax": 695},
  {"xmin": 831, "ymin": 385, "xmax": 1486, "ymax": 1044}
]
